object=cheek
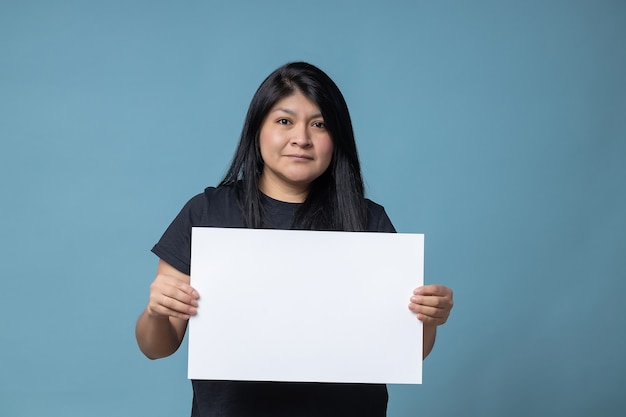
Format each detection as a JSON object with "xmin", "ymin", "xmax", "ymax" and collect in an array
[
  {"xmin": 258, "ymin": 128, "xmax": 274, "ymax": 160},
  {"xmin": 319, "ymin": 138, "xmax": 334, "ymax": 167}
]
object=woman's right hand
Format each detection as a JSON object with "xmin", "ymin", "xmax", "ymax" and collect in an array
[
  {"xmin": 146, "ymin": 261, "xmax": 199, "ymax": 321},
  {"xmin": 136, "ymin": 260, "xmax": 197, "ymax": 358}
]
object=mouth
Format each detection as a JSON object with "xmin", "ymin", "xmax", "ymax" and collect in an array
[{"xmin": 285, "ymin": 154, "xmax": 314, "ymax": 160}]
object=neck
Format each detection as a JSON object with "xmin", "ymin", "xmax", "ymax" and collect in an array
[{"xmin": 258, "ymin": 176, "xmax": 308, "ymax": 203}]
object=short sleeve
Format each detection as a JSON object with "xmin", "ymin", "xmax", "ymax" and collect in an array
[
  {"xmin": 151, "ymin": 186, "xmax": 245, "ymax": 275},
  {"xmin": 151, "ymin": 193, "xmax": 206, "ymax": 275}
]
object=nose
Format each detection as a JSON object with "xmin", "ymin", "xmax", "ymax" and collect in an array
[{"xmin": 291, "ymin": 124, "xmax": 312, "ymax": 147}]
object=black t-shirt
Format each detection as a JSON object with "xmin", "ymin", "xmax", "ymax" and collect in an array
[{"xmin": 152, "ymin": 185, "xmax": 397, "ymax": 417}]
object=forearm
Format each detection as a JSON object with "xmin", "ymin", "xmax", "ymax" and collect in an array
[
  {"xmin": 423, "ymin": 324, "xmax": 437, "ymax": 359},
  {"xmin": 135, "ymin": 308, "xmax": 185, "ymax": 359}
]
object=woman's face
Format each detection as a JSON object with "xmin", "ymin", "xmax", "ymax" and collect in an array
[{"xmin": 258, "ymin": 91, "xmax": 334, "ymax": 202}]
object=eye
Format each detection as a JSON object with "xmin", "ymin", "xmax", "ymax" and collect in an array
[
  {"xmin": 277, "ymin": 118, "xmax": 291, "ymax": 125},
  {"xmin": 312, "ymin": 121, "xmax": 326, "ymax": 129}
]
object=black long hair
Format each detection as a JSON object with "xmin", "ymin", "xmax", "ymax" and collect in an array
[{"xmin": 220, "ymin": 62, "xmax": 367, "ymax": 231}]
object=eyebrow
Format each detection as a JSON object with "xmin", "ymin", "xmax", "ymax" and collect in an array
[{"xmin": 271, "ymin": 107, "xmax": 323, "ymax": 119}]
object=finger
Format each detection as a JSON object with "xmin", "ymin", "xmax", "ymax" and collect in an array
[
  {"xmin": 164, "ymin": 286, "xmax": 199, "ymax": 307},
  {"xmin": 413, "ymin": 284, "xmax": 452, "ymax": 297},
  {"xmin": 150, "ymin": 294, "xmax": 198, "ymax": 319},
  {"xmin": 417, "ymin": 313, "xmax": 448, "ymax": 326},
  {"xmin": 151, "ymin": 282, "xmax": 199, "ymax": 307},
  {"xmin": 156, "ymin": 275, "xmax": 200, "ymax": 299},
  {"xmin": 148, "ymin": 305, "xmax": 193, "ymax": 321},
  {"xmin": 160, "ymin": 293, "xmax": 198, "ymax": 316},
  {"xmin": 408, "ymin": 303, "xmax": 448, "ymax": 319},
  {"xmin": 149, "ymin": 283, "xmax": 198, "ymax": 315},
  {"xmin": 409, "ymin": 303, "xmax": 450, "ymax": 326},
  {"xmin": 410, "ymin": 294, "xmax": 452, "ymax": 309}
]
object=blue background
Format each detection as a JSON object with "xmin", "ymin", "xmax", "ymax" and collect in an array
[{"xmin": 1, "ymin": 1, "xmax": 625, "ymax": 416}]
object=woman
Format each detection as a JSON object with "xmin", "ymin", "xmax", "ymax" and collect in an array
[{"xmin": 136, "ymin": 62, "xmax": 453, "ymax": 416}]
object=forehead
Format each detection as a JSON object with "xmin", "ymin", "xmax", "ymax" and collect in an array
[{"xmin": 269, "ymin": 91, "xmax": 321, "ymax": 115}]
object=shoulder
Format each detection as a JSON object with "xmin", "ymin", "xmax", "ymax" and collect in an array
[
  {"xmin": 172, "ymin": 185, "xmax": 243, "ymax": 228},
  {"xmin": 181, "ymin": 185, "xmax": 238, "ymax": 213},
  {"xmin": 365, "ymin": 198, "xmax": 396, "ymax": 233},
  {"xmin": 365, "ymin": 198, "xmax": 385, "ymax": 216},
  {"xmin": 203, "ymin": 185, "xmax": 239, "ymax": 201},
  {"xmin": 152, "ymin": 185, "xmax": 243, "ymax": 275},
  {"xmin": 203, "ymin": 185, "xmax": 244, "ymax": 227}
]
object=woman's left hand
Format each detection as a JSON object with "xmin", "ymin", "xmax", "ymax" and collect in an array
[{"xmin": 408, "ymin": 284, "xmax": 454, "ymax": 326}]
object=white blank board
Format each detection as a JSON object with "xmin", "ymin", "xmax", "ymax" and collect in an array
[{"xmin": 188, "ymin": 227, "xmax": 423, "ymax": 384}]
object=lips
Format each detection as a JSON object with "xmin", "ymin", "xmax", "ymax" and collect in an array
[{"xmin": 285, "ymin": 154, "xmax": 314, "ymax": 160}]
